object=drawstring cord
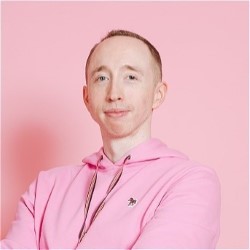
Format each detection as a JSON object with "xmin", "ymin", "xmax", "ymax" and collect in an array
[
  {"xmin": 78, "ymin": 155, "xmax": 103, "ymax": 243},
  {"xmin": 78, "ymin": 154, "xmax": 131, "ymax": 244}
]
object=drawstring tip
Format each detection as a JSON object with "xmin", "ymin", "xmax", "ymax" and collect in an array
[
  {"xmin": 78, "ymin": 231, "xmax": 86, "ymax": 244},
  {"xmin": 123, "ymin": 155, "xmax": 131, "ymax": 164}
]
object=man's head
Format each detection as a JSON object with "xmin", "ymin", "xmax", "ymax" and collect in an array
[{"xmin": 83, "ymin": 29, "xmax": 167, "ymax": 140}]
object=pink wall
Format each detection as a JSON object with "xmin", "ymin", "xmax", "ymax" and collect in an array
[{"xmin": 1, "ymin": 2, "xmax": 248, "ymax": 248}]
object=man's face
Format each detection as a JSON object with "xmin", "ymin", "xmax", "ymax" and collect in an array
[{"xmin": 84, "ymin": 36, "xmax": 165, "ymax": 139}]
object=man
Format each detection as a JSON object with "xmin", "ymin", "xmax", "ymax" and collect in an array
[{"xmin": 1, "ymin": 30, "xmax": 220, "ymax": 249}]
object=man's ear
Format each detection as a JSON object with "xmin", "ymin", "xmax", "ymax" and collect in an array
[
  {"xmin": 152, "ymin": 81, "xmax": 167, "ymax": 110},
  {"xmin": 83, "ymin": 85, "xmax": 89, "ymax": 108}
]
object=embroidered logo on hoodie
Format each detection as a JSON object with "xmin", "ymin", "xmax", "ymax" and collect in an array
[{"xmin": 128, "ymin": 197, "xmax": 137, "ymax": 207}]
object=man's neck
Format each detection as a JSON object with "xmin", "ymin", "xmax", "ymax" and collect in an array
[{"xmin": 101, "ymin": 132, "xmax": 151, "ymax": 163}]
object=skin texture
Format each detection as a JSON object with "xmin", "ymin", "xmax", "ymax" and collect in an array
[{"xmin": 83, "ymin": 36, "xmax": 167, "ymax": 162}]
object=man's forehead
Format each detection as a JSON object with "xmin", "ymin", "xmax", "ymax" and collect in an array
[
  {"xmin": 89, "ymin": 37, "xmax": 153, "ymax": 68},
  {"xmin": 93, "ymin": 36, "xmax": 151, "ymax": 57}
]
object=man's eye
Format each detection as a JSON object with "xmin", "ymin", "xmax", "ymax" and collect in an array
[
  {"xmin": 128, "ymin": 75, "xmax": 137, "ymax": 80},
  {"xmin": 97, "ymin": 76, "xmax": 108, "ymax": 81}
]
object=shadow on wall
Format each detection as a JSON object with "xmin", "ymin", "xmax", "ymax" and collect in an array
[{"xmin": 2, "ymin": 121, "xmax": 58, "ymax": 238}]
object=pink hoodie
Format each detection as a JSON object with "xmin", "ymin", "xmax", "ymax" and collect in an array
[{"xmin": 1, "ymin": 139, "xmax": 220, "ymax": 249}]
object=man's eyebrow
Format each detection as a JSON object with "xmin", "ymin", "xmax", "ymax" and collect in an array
[
  {"xmin": 122, "ymin": 65, "xmax": 143, "ymax": 74},
  {"xmin": 90, "ymin": 65, "xmax": 109, "ymax": 78}
]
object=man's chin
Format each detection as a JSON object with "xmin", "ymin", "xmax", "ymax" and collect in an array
[{"xmin": 101, "ymin": 126, "xmax": 133, "ymax": 139}]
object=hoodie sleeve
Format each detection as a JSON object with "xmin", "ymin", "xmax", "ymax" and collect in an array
[
  {"xmin": 1, "ymin": 178, "xmax": 39, "ymax": 249},
  {"xmin": 132, "ymin": 166, "xmax": 221, "ymax": 249}
]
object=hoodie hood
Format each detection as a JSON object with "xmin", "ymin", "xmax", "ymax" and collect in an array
[{"xmin": 82, "ymin": 138, "xmax": 188, "ymax": 171}]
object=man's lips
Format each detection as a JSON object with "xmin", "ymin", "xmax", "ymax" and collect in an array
[{"xmin": 104, "ymin": 109, "xmax": 130, "ymax": 117}]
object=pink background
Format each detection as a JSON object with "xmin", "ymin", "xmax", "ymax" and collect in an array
[{"xmin": 1, "ymin": 2, "xmax": 248, "ymax": 248}]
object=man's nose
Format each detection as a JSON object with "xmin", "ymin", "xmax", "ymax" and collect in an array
[{"xmin": 106, "ymin": 82, "xmax": 123, "ymax": 102}]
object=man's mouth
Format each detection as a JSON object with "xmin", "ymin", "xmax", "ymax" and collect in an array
[{"xmin": 104, "ymin": 109, "xmax": 130, "ymax": 118}]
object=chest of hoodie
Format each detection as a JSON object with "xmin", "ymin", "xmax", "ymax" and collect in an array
[{"xmin": 91, "ymin": 158, "xmax": 186, "ymax": 217}]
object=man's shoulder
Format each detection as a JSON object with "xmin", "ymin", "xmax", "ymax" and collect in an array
[
  {"xmin": 152, "ymin": 146, "xmax": 220, "ymax": 186},
  {"xmin": 164, "ymin": 158, "xmax": 220, "ymax": 191},
  {"xmin": 36, "ymin": 164, "xmax": 87, "ymax": 184}
]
